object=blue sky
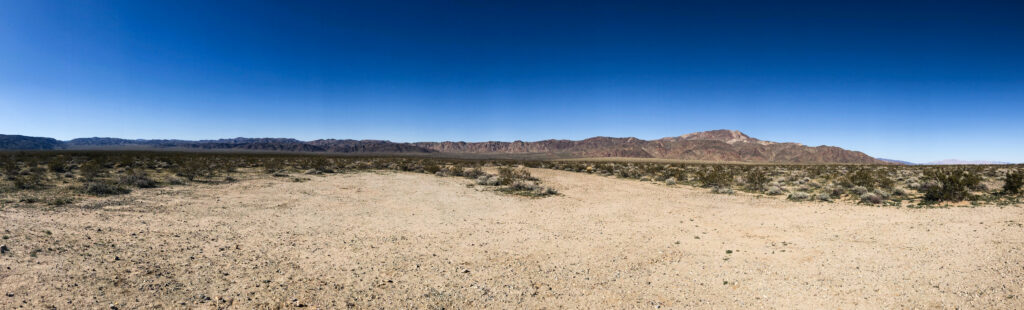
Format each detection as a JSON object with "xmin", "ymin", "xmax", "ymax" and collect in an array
[{"xmin": 1, "ymin": 1, "xmax": 1022, "ymax": 163}]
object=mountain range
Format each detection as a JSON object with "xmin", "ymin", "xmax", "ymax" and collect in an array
[{"xmin": 0, "ymin": 130, "xmax": 886, "ymax": 164}]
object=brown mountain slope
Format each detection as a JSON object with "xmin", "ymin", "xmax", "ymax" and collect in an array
[
  {"xmin": 413, "ymin": 130, "xmax": 883, "ymax": 164},
  {"xmin": 1, "ymin": 129, "xmax": 883, "ymax": 164}
]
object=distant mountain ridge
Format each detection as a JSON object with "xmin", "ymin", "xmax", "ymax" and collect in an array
[
  {"xmin": 877, "ymin": 158, "xmax": 917, "ymax": 165},
  {"xmin": 924, "ymin": 159, "xmax": 1014, "ymax": 165},
  {"xmin": 1, "ymin": 130, "xmax": 885, "ymax": 164}
]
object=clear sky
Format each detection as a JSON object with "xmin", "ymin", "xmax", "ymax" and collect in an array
[{"xmin": 1, "ymin": 1, "xmax": 1022, "ymax": 163}]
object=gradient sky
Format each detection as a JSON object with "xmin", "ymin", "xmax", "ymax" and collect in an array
[{"xmin": 1, "ymin": 1, "xmax": 1022, "ymax": 163}]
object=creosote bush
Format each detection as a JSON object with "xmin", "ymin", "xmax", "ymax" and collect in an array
[
  {"xmin": 697, "ymin": 166, "xmax": 733, "ymax": 188},
  {"xmin": 84, "ymin": 182, "xmax": 131, "ymax": 196},
  {"xmin": 1004, "ymin": 170, "xmax": 1023, "ymax": 195},
  {"xmin": 2, "ymin": 150, "xmax": 1021, "ymax": 206},
  {"xmin": 922, "ymin": 168, "xmax": 980, "ymax": 202},
  {"xmin": 497, "ymin": 167, "xmax": 535, "ymax": 185},
  {"xmin": 744, "ymin": 168, "xmax": 769, "ymax": 191}
]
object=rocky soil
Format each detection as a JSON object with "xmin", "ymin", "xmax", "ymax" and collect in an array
[{"xmin": 1, "ymin": 169, "xmax": 1022, "ymax": 308}]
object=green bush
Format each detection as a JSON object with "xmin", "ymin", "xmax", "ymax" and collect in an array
[
  {"xmin": 923, "ymin": 168, "xmax": 981, "ymax": 202},
  {"xmin": 498, "ymin": 167, "xmax": 535, "ymax": 185},
  {"xmin": 697, "ymin": 166, "xmax": 733, "ymax": 188},
  {"xmin": 744, "ymin": 168, "xmax": 769, "ymax": 191},
  {"xmin": 1004, "ymin": 170, "xmax": 1023, "ymax": 194}
]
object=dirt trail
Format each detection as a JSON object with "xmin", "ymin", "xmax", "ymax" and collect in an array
[{"xmin": 2, "ymin": 169, "xmax": 1023, "ymax": 309}]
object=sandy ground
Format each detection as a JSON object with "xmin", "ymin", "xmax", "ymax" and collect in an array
[{"xmin": 2, "ymin": 169, "xmax": 1023, "ymax": 309}]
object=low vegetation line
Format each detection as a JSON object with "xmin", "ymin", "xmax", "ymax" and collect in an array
[{"xmin": 1, "ymin": 151, "xmax": 1021, "ymax": 208}]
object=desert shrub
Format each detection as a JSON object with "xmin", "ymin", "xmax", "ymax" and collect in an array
[
  {"xmin": 843, "ymin": 168, "xmax": 875, "ymax": 189},
  {"xmin": 464, "ymin": 167, "xmax": 486, "ymax": 179},
  {"xmin": 744, "ymin": 168, "xmax": 769, "ymax": 191},
  {"xmin": 49, "ymin": 195, "xmax": 75, "ymax": 206},
  {"xmin": 119, "ymin": 170, "xmax": 157, "ymax": 188},
  {"xmin": 84, "ymin": 182, "xmax": 131, "ymax": 196},
  {"xmin": 174, "ymin": 161, "xmax": 201, "ymax": 180},
  {"xmin": 697, "ymin": 166, "xmax": 733, "ymax": 188},
  {"xmin": 79, "ymin": 160, "xmax": 104, "ymax": 181},
  {"xmin": 442, "ymin": 165, "xmax": 464, "ymax": 177},
  {"xmin": 826, "ymin": 186, "xmax": 843, "ymax": 198},
  {"xmin": 12, "ymin": 173, "xmax": 44, "ymax": 190},
  {"xmin": 264, "ymin": 158, "xmax": 285, "ymax": 173},
  {"xmin": 850, "ymin": 186, "xmax": 869, "ymax": 196},
  {"xmin": 766, "ymin": 186, "xmax": 784, "ymax": 195},
  {"xmin": 498, "ymin": 167, "xmax": 535, "ymax": 185},
  {"xmin": 713, "ymin": 186, "xmax": 734, "ymax": 194},
  {"xmin": 922, "ymin": 168, "xmax": 981, "ymax": 202},
  {"xmin": 508, "ymin": 180, "xmax": 538, "ymax": 191},
  {"xmin": 47, "ymin": 157, "xmax": 68, "ymax": 173},
  {"xmin": 477, "ymin": 175, "xmax": 500, "ymax": 186},
  {"xmin": 0, "ymin": 156, "xmax": 17, "ymax": 179},
  {"xmin": 872, "ymin": 188, "xmax": 890, "ymax": 200},
  {"xmin": 503, "ymin": 180, "xmax": 557, "ymax": 197},
  {"xmin": 1004, "ymin": 170, "xmax": 1024, "ymax": 194},
  {"xmin": 860, "ymin": 193, "xmax": 883, "ymax": 204},
  {"xmin": 423, "ymin": 164, "xmax": 441, "ymax": 175},
  {"xmin": 536, "ymin": 187, "xmax": 558, "ymax": 196},
  {"xmin": 787, "ymin": 191, "xmax": 810, "ymax": 201}
]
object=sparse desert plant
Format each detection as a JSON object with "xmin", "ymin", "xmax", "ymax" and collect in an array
[
  {"xmin": 922, "ymin": 168, "xmax": 980, "ymax": 202},
  {"xmin": 860, "ymin": 193, "xmax": 883, "ymax": 204},
  {"xmin": 12, "ymin": 173, "xmax": 44, "ymax": 190},
  {"xmin": 120, "ymin": 170, "xmax": 157, "ymax": 188},
  {"xmin": 84, "ymin": 181, "xmax": 131, "ymax": 196},
  {"xmin": 463, "ymin": 167, "xmax": 486, "ymax": 179},
  {"xmin": 1004, "ymin": 170, "xmax": 1023, "ymax": 194},
  {"xmin": 787, "ymin": 191, "xmax": 810, "ymax": 201},
  {"xmin": 167, "ymin": 176, "xmax": 188, "ymax": 185},
  {"xmin": 766, "ymin": 186, "xmax": 784, "ymax": 195},
  {"xmin": 697, "ymin": 166, "xmax": 733, "ymax": 188},
  {"xmin": 477, "ymin": 175, "xmax": 500, "ymax": 186},
  {"xmin": 47, "ymin": 157, "xmax": 67, "ymax": 173},
  {"xmin": 0, "ymin": 156, "xmax": 17, "ymax": 179},
  {"xmin": 502, "ymin": 180, "xmax": 557, "ymax": 197},
  {"xmin": 713, "ymin": 186, "xmax": 734, "ymax": 194},
  {"xmin": 498, "ymin": 167, "xmax": 535, "ymax": 185},
  {"xmin": 79, "ymin": 160, "xmax": 104, "ymax": 181},
  {"xmin": 826, "ymin": 186, "xmax": 843, "ymax": 199},
  {"xmin": 444, "ymin": 165, "xmax": 465, "ymax": 177},
  {"xmin": 744, "ymin": 168, "xmax": 769, "ymax": 191},
  {"xmin": 49, "ymin": 195, "xmax": 75, "ymax": 206},
  {"xmin": 423, "ymin": 164, "xmax": 441, "ymax": 175}
]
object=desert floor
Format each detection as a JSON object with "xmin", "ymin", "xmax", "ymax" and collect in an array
[{"xmin": 2, "ymin": 169, "xmax": 1023, "ymax": 309}]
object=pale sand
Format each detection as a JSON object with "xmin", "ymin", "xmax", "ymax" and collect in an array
[{"xmin": 2, "ymin": 169, "xmax": 1022, "ymax": 309}]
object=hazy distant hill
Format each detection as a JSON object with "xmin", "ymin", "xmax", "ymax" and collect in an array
[
  {"xmin": 0, "ymin": 134, "xmax": 64, "ymax": 150},
  {"xmin": 924, "ymin": 159, "xmax": 1013, "ymax": 165},
  {"xmin": 877, "ymin": 158, "xmax": 916, "ymax": 165},
  {"xmin": 1, "ymin": 130, "xmax": 884, "ymax": 164}
]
